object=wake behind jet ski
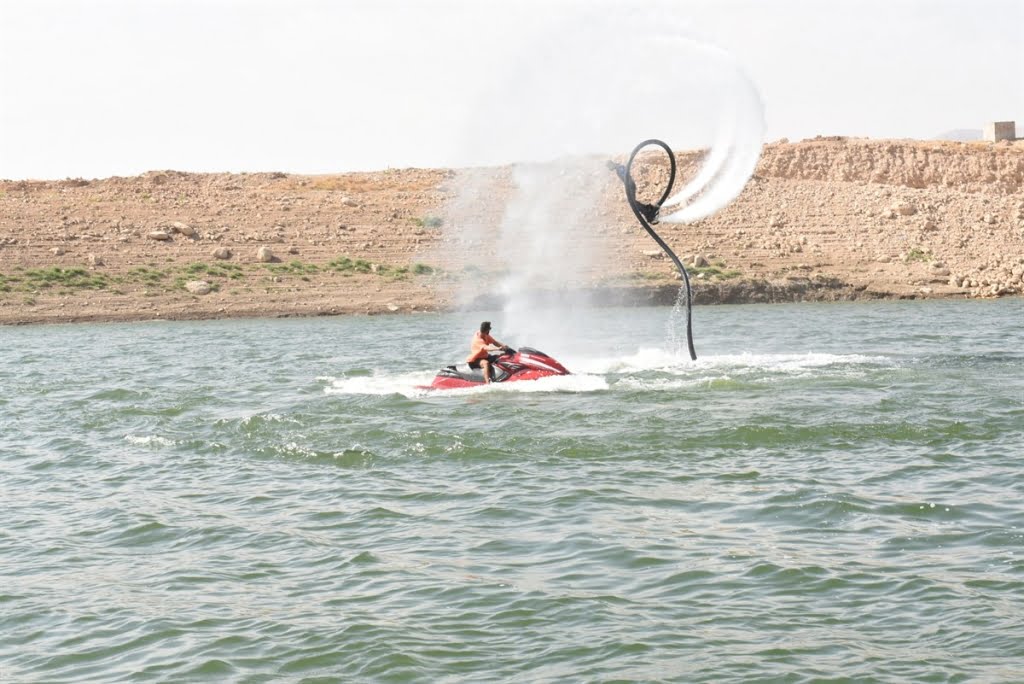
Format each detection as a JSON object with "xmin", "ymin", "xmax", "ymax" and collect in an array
[{"xmin": 428, "ymin": 347, "xmax": 570, "ymax": 390}]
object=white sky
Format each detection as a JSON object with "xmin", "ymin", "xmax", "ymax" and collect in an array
[{"xmin": 1, "ymin": 0, "xmax": 1022, "ymax": 180}]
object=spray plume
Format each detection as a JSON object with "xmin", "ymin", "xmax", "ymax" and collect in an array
[{"xmin": 434, "ymin": 2, "xmax": 764, "ymax": 349}]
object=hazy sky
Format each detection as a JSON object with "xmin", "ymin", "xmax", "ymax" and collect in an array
[{"xmin": 1, "ymin": 0, "xmax": 1021, "ymax": 179}]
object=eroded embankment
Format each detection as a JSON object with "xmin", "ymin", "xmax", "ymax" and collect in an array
[{"xmin": 1, "ymin": 138, "xmax": 1022, "ymax": 324}]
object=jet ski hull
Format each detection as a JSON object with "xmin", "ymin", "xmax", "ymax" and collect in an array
[{"xmin": 426, "ymin": 347, "xmax": 569, "ymax": 390}]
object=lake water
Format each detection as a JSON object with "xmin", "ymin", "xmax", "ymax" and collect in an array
[{"xmin": 3, "ymin": 298, "xmax": 1023, "ymax": 682}]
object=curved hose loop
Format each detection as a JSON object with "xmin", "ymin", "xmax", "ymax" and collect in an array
[{"xmin": 623, "ymin": 139, "xmax": 697, "ymax": 361}]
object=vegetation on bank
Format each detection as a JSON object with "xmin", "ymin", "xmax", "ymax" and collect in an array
[
  {"xmin": 599, "ymin": 260, "xmax": 742, "ymax": 286},
  {"xmin": 0, "ymin": 257, "xmax": 445, "ymax": 297},
  {"xmin": 184, "ymin": 262, "xmax": 245, "ymax": 279},
  {"xmin": 270, "ymin": 257, "xmax": 442, "ymax": 280},
  {"xmin": 411, "ymin": 215, "xmax": 444, "ymax": 228},
  {"xmin": 691, "ymin": 262, "xmax": 743, "ymax": 280},
  {"xmin": 1, "ymin": 267, "xmax": 109, "ymax": 292},
  {"xmin": 903, "ymin": 248, "xmax": 932, "ymax": 263}
]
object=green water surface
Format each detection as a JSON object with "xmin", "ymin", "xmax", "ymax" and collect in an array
[{"xmin": 2, "ymin": 299, "xmax": 1022, "ymax": 682}]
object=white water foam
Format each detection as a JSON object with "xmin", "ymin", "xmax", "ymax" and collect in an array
[
  {"xmin": 321, "ymin": 351, "xmax": 884, "ymax": 398},
  {"xmin": 568, "ymin": 349, "xmax": 890, "ymax": 393},
  {"xmin": 123, "ymin": 434, "xmax": 177, "ymax": 448},
  {"xmin": 322, "ymin": 371, "xmax": 438, "ymax": 398},
  {"xmin": 573, "ymin": 349, "xmax": 887, "ymax": 375},
  {"xmin": 322, "ymin": 369, "xmax": 608, "ymax": 398},
  {"xmin": 239, "ymin": 413, "xmax": 300, "ymax": 426},
  {"xmin": 438, "ymin": 373, "xmax": 609, "ymax": 396}
]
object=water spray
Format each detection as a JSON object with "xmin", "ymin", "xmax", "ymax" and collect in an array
[{"xmin": 609, "ymin": 139, "xmax": 697, "ymax": 361}]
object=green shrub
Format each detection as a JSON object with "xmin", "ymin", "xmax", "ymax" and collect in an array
[
  {"xmin": 412, "ymin": 263, "xmax": 439, "ymax": 275},
  {"xmin": 266, "ymin": 260, "xmax": 319, "ymax": 275},
  {"xmin": 126, "ymin": 267, "xmax": 168, "ymax": 284},
  {"xmin": 328, "ymin": 256, "xmax": 372, "ymax": 274},
  {"xmin": 22, "ymin": 267, "xmax": 108, "ymax": 290},
  {"xmin": 904, "ymin": 248, "xmax": 931, "ymax": 263},
  {"xmin": 413, "ymin": 215, "xmax": 444, "ymax": 228}
]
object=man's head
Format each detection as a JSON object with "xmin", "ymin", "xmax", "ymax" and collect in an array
[{"xmin": 480, "ymin": 321, "xmax": 491, "ymax": 334}]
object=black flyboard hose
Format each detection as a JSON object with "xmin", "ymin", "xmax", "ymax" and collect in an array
[{"xmin": 616, "ymin": 139, "xmax": 697, "ymax": 361}]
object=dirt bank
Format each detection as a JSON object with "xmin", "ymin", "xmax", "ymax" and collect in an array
[{"xmin": 1, "ymin": 137, "xmax": 1022, "ymax": 325}]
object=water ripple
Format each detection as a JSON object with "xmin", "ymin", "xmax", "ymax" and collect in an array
[{"xmin": 2, "ymin": 301, "xmax": 1023, "ymax": 681}]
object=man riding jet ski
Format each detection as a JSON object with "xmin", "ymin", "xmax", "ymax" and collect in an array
[
  {"xmin": 427, "ymin": 321, "xmax": 570, "ymax": 390},
  {"xmin": 466, "ymin": 320, "xmax": 509, "ymax": 384}
]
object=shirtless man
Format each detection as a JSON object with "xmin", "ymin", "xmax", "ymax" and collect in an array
[{"xmin": 466, "ymin": 321, "xmax": 510, "ymax": 384}]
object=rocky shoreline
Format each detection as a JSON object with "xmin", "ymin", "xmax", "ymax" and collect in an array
[{"xmin": 1, "ymin": 137, "xmax": 1022, "ymax": 326}]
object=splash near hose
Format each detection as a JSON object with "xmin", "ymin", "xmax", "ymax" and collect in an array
[{"xmin": 609, "ymin": 139, "xmax": 697, "ymax": 360}]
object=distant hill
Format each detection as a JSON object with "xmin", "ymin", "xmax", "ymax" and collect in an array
[{"xmin": 935, "ymin": 129, "xmax": 983, "ymax": 141}]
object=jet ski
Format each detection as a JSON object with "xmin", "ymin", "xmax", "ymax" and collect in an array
[{"xmin": 428, "ymin": 347, "xmax": 570, "ymax": 390}]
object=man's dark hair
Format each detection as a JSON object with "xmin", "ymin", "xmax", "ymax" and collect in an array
[{"xmin": 480, "ymin": 321, "xmax": 491, "ymax": 332}]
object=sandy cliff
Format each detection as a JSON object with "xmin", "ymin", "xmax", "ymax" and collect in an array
[{"xmin": 1, "ymin": 137, "xmax": 1022, "ymax": 324}]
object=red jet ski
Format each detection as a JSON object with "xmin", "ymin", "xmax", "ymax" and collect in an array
[{"xmin": 428, "ymin": 347, "xmax": 570, "ymax": 390}]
